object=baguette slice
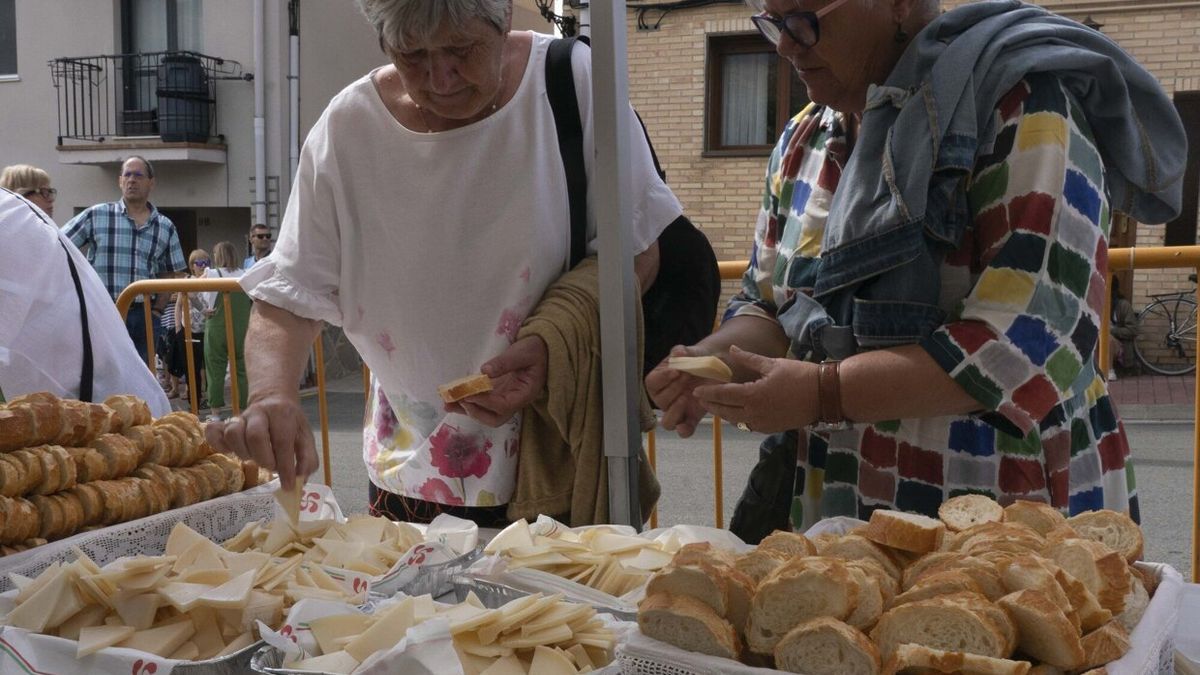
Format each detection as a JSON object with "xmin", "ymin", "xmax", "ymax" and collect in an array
[
  {"xmin": 667, "ymin": 355, "xmax": 733, "ymax": 383},
  {"xmin": 645, "ymin": 561, "xmax": 729, "ymax": 617},
  {"xmin": 862, "ymin": 510, "xmax": 946, "ymax": 554},
  {"xmin": 1066, "ymin": 510, "xmax": 1144, "ymax": 563},
  {"xmin": 871, "ymin": 593, "xmax": 1010, "ymax": 661},
  {"xmin": 996, "ymin": 589, "xmax": 1085, "ymax": 670},
  {"xmin": 734, "ymin": 548, "xmax": 790, "ymax": 584},
  {"xmin": 774, "ymin": 617, "xmax": 880, "ymax": 675},
  {"xmin": 637, "ymin": 592, "xmax": 740, "ymax": 660},
  {"xmin": 1078, "ymin": 621, "xmax": 1131, "ymax": 671},
  {"xmin": 747, "ymin": 557, "xmax": 858, "ymax": 654},
  {"xmin": 1003, "ymin": 500, "xmax": 1066, "ymax": 536},
  {"xmin": 1044, "ymin": 539, "xmax": 1131, "ymax": 615},
  {"xmin": 758, "ymin": 530, "xmax": 818, "ymax": 558},
  {"xmin": 437, "ymin": 373, "xmax": 493, "ymax": 403},
  {"xmin": 883, "ymin": 643, "xmax": 1032, "ymax": 675},
  {"xmin": 938, "ymin": 494, "xmax": 1004, "ymax": 533},
  {"xmin": 1116, "ymin": 572, "xmax": 1149, "ymax": 632}
]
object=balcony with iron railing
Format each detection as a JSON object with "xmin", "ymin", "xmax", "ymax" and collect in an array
[{"xmin": 49, "ymin": 51, "xmax": 248, "ymax": 165}]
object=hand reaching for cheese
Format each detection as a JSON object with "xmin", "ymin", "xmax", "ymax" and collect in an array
[
  {"xmin": 204, "ymin": 393, "xmax": 318, "ymax": 491},
  {"xmin": 645, "ymin": 345, "xmax": 713, "ymax": 439}
]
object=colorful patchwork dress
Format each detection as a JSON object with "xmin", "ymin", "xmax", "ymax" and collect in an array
[{"xmin": 726, "ymin": 73, "xmax": 1137, "ymax": 529}]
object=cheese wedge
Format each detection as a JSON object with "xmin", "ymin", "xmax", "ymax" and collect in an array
[
  {"xmin": 214, "ymin": 631, "xmax": 255, "ymax": 657},
  {"xmin": 480, "ymin": 654, "xmax": 528, "ymax": 675},
  {"xmin": 485, "ymin": 519, "xmax": 536, "ymax": 555},
  {"xmin": 309, "ymin": 613, "xmax": 373, "ymax": 656},
  {"xmin": 196, "ymin": 570, "xmax": 255, "ymax": 609},
  {"xmin": 667, "ymin": 355, "xmax": 733, "ymax": 382},
  {"xmin": 112, "ymin": 592, "xmax": 161, "ymax": 630},
  {"xmin": 118, "ymin": 619, "xmax": 197, "ymax": 658},
  {"xmin": 274, "ymin": 484, "xmax": 303, "ymax": 527},
  {"xmin": 5, "ymin": 567, "xmax": 69, "ymax": 632},
  {"xmin": 77, "ymin": 624, "xmax": 136, "ymax": 658},
  {"xmin": 528, "ymin": 645, "xmax": 578, "ymax": 675},
  {"xmin": 344, "ymin": 597, "xmax": 415, "ymax": 662},
  {"xmin": 169, "ymin": 640, "xmax": 200, "ymax": 660}
]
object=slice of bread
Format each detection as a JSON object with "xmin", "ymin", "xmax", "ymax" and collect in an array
[
  {"xmin": 723, "ymin": 567, "xmax": 756, "ymax": 635},
  {"xmin": 871, "ymin": 593, "xmax": 1010, "ymax": 661},
  {"xmin": 883, "ymin": 643, "xmax": 1032, "ymax": 675},
  {"xmin": 996, "ymin": 589, "xmax": 1085, "ymax": 670},
  {"xmin": 844, "ymin": 565, "xmax": 884, "ymax": 630},
  {"xmin": 1078, "ymin": 620, "xmax": 1131, "ymax": 671},
  {"xmin": 847, "ymin": 559, "xmax": 900, "ymax": 607},
  {"xmin": 1027, "ymin": 666, "xmax": 1066, "ymax": 675},
  {"xmin": 1044, "ymin": 539, "xmax": 1131, "ymax": 615},
  {"xmin": 824, "ymin": 534, "xmax": 903, "ymax": 581},
  {"xmin": 637, "ymin": 592, "xmax": 740, "ymax": 660},
  {"xmin": 996, "ymin": 555, "xmax": 1078, "ymax": 631},
  {"xmin": 930, "ymin": 592, "xmax": 1017, "ymax": 656},
  {"xmin": 774, "ymin": 617, "xmax": 881, "ymax": 675},
  {"xmin": 735, "ymin": 548, "xmax": 790, "ymax": 584},
  {"xmin": 672, "ymin": 541, "xmax": 738, "ymax": 568},
  {"xmin": 437, "ymin": 373, "xmax": 493, "ymax": 403},
  {"xmin": 1053, "ymin": 566, "xmax": 1113, "ymax": 632},
  {"xmin": 907, "ymin": 556, "xmax": 1005, "ymax": 601},
  {"xmin": 747, "ymin": 557, "xmax": 858, "ymax": 654},
  {"xmin": 892, "ymin": 569, "xmax": 984, "ymax": 608},
  {"xmin": 903, "ymin": 552, "xmax": 968, "ymax": 589},
  {"xmin": 667, "ymin": 355, "xmax": 733, "ymax": 382},
  {"xmin": 862, "ymin": 510, "xmax": 946, "ymax": 554},
  {"xmin": 1003, "ymin": 500, "xmax": 1067, "ymax": 536},
  {"xmin": 759, "ymin": 530, "xmax": 818, "ymax": 558},
  {"xmin": 939, "ymin": 494, "xmax": 1005, "ymax": 533},
  {"xmin": 645, "ymin": 561, "xmax": 729, "ymax": 617},
  {"xmin": 1116, "ymin": 572, "xmax": 1149, "ymax": 632},
  {"xmin": 1066, "ymin": 510, "xmax": 1144, "ymax": 563}
]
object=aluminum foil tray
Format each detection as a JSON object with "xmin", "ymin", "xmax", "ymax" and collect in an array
[
  {"xmin": 450, "ymin": 575, "xmax": 637, "ymax": 622},
  {"xmin": 173, "ymin": 639, "xmax": 264, "ymax": 674}
]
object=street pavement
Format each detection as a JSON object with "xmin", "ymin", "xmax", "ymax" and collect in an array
[{"xmin": 296, "ymin": 373, "xmax": 1194, "ymax": 580}]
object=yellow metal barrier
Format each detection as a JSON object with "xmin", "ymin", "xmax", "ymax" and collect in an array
[{"xmin": 115, "ymin": 278, "xmax": 334, "ymax": 487}]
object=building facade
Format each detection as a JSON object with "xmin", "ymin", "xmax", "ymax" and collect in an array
[{"xmin": 622, "ymin": 0, "xmax": 1200, "ymax": 319}]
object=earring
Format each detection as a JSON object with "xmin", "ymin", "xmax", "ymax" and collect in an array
[{"xmin": 894, "ymin": 23, "xmax": 908, "ymax": 43}]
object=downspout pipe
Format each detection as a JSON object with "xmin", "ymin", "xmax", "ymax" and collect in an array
[
  {"xmin": 253, "ymin": 0, "xmax": 268, "ymax": 228},
  {"xmin": 288, "ymin": 0, "xmax": 300, "ymax": 188}
]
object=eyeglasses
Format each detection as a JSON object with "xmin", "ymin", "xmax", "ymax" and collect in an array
[
  {"xmin": 252, "ymin": 233, "xmax": 272, "ymax": 240},
  {"xmin": 750, "ymin": 0, "xmax": 853, "ymax": 48},
  {"xmin": 194, "ymin": 260, "xmax": 211, "ymax": 267},
  {"xmin": 20, "ymin": 187, "xmax": 57, "ymax": 200},
  {"xmin": 122, "ymin": 170, "xmax": 147, "ymax": 179}
]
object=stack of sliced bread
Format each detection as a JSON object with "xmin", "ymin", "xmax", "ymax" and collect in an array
[{"xmin": 637, "ymin": 494, "xmax": 1152, "ymax": 675}]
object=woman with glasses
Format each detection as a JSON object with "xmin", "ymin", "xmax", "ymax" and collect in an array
[
  {"xmin": 0, "ymin": 164, "xmax": 57, "ymax": 220},
  {"xmin": 648, "ymin": 0, "xmax": 1186, "ymax": 540},
  {"xmin": 175, "ymin": 249, "xmax": 212, "ymax": 405}
]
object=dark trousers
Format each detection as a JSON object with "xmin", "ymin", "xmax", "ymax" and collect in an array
[
  {"xmin": 125, "ymin": 305, "xmax": 150, "ymax": 363},
  {"xmin": 368, "ymin": 482, "xmax": 510, "ymax": 528}
]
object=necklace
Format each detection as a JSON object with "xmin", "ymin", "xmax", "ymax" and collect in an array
[{"xmin": 412, "ymin": 69, "xmax": 505, "ymax": 133}]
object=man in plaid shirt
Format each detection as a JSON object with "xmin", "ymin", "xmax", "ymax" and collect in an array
[{"xmin": 63, "ymin": 156, "xmax": 187, "ymax": 362}]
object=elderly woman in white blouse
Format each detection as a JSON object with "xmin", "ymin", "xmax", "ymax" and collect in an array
[{"xmin": 205, "ymin": 0, "xmax": 681, "ymax": 526}]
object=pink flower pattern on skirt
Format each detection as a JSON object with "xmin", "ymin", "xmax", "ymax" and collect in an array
[
  {"xmin": 417, "ymin": 477, "xmax": 464, "ymax": 506},
  {"xmin": 429, "ymin": 424, "xmax": 493, "ymax": 479}
]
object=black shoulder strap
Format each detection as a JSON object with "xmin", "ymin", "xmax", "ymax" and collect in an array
[
  {"xmin": 60, "ymin": 240, "xmax": 94, "ymax": 403},
  {"xmin": 546, "ymin": 37, "xmax": 589, "ymax": 269}
]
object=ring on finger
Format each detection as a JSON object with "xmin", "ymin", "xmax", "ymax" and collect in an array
[{"xmin": 736, "ymin": 422, "xmax": 751, "ymax": 432}]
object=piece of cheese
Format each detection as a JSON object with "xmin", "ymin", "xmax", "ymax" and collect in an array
[
  {"xmin": 111, "ymin": 592, "xmax": 160, "ymax": 630},
  {"xmin": 287, "ymin": 650, "xmax": 360, "ymax": 674},
  {"xmin": 46, "ymin": 581, "xmax": 89, "ymax": 630},
  {"xmin": 214, "ymin": 631, "xmax": 254, "ymax": 657},
  {"xmin": 157, "ymin": 582, "xmax": 210, "ymax": 612},
  {"xmin": 169, "ymin": 640, "xmax": 200, "ymax": 660},
  {"xmin": 55, "ymin": 604, "xmax": 109, "ymax": 641},
  {"xmin": 566, "ymin": 645, "xmax": 593, "ymax": 670},
  {"xmin": 528, "ymin": 645, "xmax": 578, "ymax": 675},
  {"xmin": 309, "ymin": 613, "xmax": 373, "ymax": 656},
  {"xmin": 274, "ymin": 484, "xmax": 303, "ymax": 527},
  {"xmin": 189, "ymin": 607, "xmax": 226, "ymax": 660},
  {"xmin": 177, "ymin": 568, "xmax": 232, "ymax": 586},
  {"xmin": 480, "ymin": 654, "xmax": 528, "ymax": 675},
  {"xmin": 118, "ymin": 619, "xmax": 197, "ymax": 658},
  {"xmin": 166, "ymin": 522, "xmax": 212, "ymax": 558},
  {"xmin": 484, "ymin": 520, "xmax": 535, "ymax": 555},
  {"xmin": 343, "ymin": 597, "xmax": 414, "ymax": 662},
  {"xmin": 667, "ymin": 355, "xmax": 733, "ymax": 382},
  {"xmin": 457, "ymin": 648, "xmax": 497, "ymax": 675},
  {"xmin": 77, "ymin": 624, "xmax": 136, "ymax": 658},
  {"xmin": 196, "ymin": 570, "xmax": 255, "ymax": 609},
  {"xmin": 5, "ymin": 567, "xmax": 69, "ymax": 632}
]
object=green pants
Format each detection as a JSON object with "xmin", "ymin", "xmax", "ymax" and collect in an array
[{"xmin": 204, "ymin": 294, "xmax": 252, "ymax": 410}]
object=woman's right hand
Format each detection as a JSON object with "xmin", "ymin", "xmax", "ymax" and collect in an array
[
  {"xmin": 204, "ymin": 393, "xmax": 318, "ymax": 491},
  {"xmin": 645, "ymin": 345, "xmax": 713, "ymax": 438}
]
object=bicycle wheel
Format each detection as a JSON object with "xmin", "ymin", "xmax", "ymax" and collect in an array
[{"xmin": 1133, "ymin": 297, "xmax": 1197, "ymax": 375}]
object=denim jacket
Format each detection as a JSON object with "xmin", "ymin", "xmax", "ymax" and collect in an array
[{"xmin": 789, "ymin": 0, "xmax": 1186, "ymax": 359}]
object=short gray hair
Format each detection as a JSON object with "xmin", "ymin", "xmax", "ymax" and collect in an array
[{"xmin": 357, "ymin": 0, "xmax": 511, "ymax": 53}]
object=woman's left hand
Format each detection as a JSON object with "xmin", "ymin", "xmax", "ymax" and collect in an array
[
  {"xmin": 693, "ymin": 346, "xmax": 820, "ymax": 433},
  {"xmin": 446, "ymin": 336, "xmax": 548, "ymax": 427}
]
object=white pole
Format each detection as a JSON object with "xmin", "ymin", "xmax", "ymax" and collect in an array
[
  {"xmin": 289, "ymin": 32, "xmax": 299, "ymax": 188},
  {"xmin": 590, "ymin": 0, "xmax": 641, "ymax": 527},
  {"xmin": 253, "ymin": 0, "xmax": 268, "ymax": 228}
]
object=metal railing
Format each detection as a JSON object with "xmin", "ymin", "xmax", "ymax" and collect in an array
[
  {"xmin": 49, "ymin": 51, "xmax": 244, "ymax": 144},
  {"xmin": 115, "ymin": 278, "xmax": 334, "ymax": 487}
]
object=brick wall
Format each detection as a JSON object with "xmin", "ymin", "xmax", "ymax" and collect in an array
[{"xmin": 624, "ymin": 0, "xmax": 1200, "ymax": 311}]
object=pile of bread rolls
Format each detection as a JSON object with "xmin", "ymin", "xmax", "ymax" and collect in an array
[
  {"xmin": 0, "ymin": 392, "xmax": 270, "ymax": 554},
  {"xmin": 637, "ymin": 495, "xmax": 1152, "ymax": 675}
]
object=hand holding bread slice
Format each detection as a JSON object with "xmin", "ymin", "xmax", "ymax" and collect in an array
[
  {"xmin": 666, "ymin": 355, "xmax": 733, "ymax": 382},
  {"xmin": 437, "ymin": 373, "xmax": 493, "ymax": 403}
]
